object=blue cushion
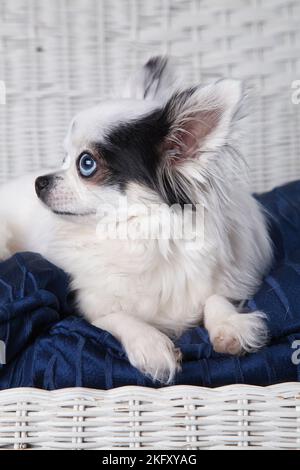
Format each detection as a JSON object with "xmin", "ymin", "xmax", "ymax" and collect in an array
[{"xmin": 0, "ymin": 181, "xmax": 300, "ymax": 389}]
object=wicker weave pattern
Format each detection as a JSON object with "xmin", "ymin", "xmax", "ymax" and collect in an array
[
  {"xmin": 0, "ymin": 0, "xmax": 299, "ymax": 191},
  {"xmin": 0, "ymin": 384, "xmax": 299, "ymax": 450}
]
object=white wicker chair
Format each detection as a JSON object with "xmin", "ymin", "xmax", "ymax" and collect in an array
[{"xmin": 0, "ymin": 0, "xmax": 300, "ymax": 450}]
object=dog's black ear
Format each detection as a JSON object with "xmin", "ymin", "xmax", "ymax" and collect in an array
[
  {"xmin": 121, "ymin": 56, "xmax": 177, "ymax": 100},
  {"xmin": 161, "ymin": 79, "xmax": 244, "ymax": 161}
]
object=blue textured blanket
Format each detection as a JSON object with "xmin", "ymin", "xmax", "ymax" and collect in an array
[{"xmin": 0, "ymin": 181, "xmax": 300, "ymax": 390}]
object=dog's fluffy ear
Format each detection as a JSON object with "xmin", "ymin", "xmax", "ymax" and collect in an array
[
  {"xmin": 162, "ymin": 79, "xmax": 244, "ymax": 161},
  {"xmin": 121, "ymin": 56, "xmax": 178, "ymax": 101}
]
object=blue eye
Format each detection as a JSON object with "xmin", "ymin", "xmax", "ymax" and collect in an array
[{"xmin": 78, "ymin": 153, "xmax": 97, "ymax": 177}]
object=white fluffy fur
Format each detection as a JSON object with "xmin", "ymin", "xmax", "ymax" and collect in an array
[{"xmin": 0, "ymin": 58, "xmax": 273, "ymax": 383}]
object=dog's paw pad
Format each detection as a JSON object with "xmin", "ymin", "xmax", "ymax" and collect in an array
[
  {"xmin": 210, "ymin": 312, "xmax": 268, "ymax": 356},
  {"xmin": 212, "ymin": 328, "xmax": 242, "ymax": 355}
]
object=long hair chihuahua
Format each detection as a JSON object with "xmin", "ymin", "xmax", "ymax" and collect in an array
[{"xmin": 0, "ymin": 57, "xmax": 272, "ymax": 382}]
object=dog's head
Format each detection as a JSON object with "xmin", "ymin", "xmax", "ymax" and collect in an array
[{"xmin": 35, "ymin": 56, "xmax": 245, "ymax": 222}]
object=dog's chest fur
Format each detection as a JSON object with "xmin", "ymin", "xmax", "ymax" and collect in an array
[{"xmin": 44, "ymin": 223, "xmax": 214, "ymax": 337}]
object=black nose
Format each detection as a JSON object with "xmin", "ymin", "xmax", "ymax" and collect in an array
[{"xmin": 35, "ymin": 176, "xmax": 50, "ymax": 197}]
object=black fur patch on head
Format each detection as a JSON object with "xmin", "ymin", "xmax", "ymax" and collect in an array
[
  {"xmin": 93, "ymin": 98, "xmax": 198, "ymax": 207},
  {"xmin": 94, "ymin": 108, "xmax": 169, "ymax": 192}
]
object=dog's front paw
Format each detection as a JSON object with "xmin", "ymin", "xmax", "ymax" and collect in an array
[
  {"xmin": 124, "ymin": 330, "xmax": 182, "ymax": 383},
  {"xmin": 210, "ymin": 311, "xmax": 268, "ymax": 355}
]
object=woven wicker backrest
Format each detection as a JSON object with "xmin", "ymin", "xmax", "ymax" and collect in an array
[{"xmin": 0, "ymin": 0, "xmax": 299, "ymax": 191}]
